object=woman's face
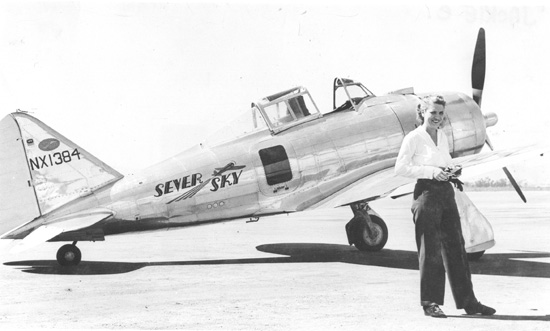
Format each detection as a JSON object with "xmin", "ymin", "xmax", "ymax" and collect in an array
[{"xmin": 423, "ymin": 104, "xmax": 446, "ymax": 130}]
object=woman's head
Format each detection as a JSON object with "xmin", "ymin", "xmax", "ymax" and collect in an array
[{"xmin": 417, "ymin": 95, "xmax": 447, "ymax": 129}]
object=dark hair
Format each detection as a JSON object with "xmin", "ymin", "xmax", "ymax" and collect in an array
[{"xmin": 416, "ymin": 95, "xmax": 446, "ymax": 124}]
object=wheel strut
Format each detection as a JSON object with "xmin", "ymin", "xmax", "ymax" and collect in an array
[{"xmin": 345, "ymin": 201, "xmax": 388, "ymax": 251}]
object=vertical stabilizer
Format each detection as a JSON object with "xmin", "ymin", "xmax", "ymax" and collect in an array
[{"xmin": 0, "ymin": 112, "xmax": 123, "ymax": 234}]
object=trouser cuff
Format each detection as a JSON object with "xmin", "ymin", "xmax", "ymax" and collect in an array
[{"xmin": 421, "ymin": 300, "xmax": 443, "ymax": 307}]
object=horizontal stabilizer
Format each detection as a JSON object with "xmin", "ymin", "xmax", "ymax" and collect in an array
[{"xmin": 10, "ymin": 209, "xmax": 113, "ymax": 253}]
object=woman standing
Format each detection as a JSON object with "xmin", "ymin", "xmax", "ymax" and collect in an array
[{"xmin": 395, "ymin": 95, "xmax": 496, "ymax": 318}]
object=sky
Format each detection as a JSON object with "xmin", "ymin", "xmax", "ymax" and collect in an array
[{"xmin": 1, "ymin": 1, "xmax": 549, "ymax": 185}]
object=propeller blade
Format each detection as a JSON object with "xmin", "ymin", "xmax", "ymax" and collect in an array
[
  {"xmin": 472, "ymin": 28, "xmax": 486, "ymax": 107},
  {"xmin": 502, "ymin": 167, "xmax": 527, "ymax": 203},
  {"xmin": 485, "ymin": 135, "xmax": 494, "ymax": 151}
]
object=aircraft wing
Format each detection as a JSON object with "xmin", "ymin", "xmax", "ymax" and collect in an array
[
  {"xmin": 309, "ymin": 143, "xmax": 548, "ymax": 210},
  {"xmin": 309, "ymin": 168, "xmax": 414, "ymax": 209},
  {"xmin": 8, "ymin": 208, "xmax": 113, "ymax": 253},
  {"xmin": 450, "ymin": 144, "xmax": 545, "ymax": 179}
]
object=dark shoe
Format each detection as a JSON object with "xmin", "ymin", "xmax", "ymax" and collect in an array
[
  {"xmin": 423, "ymin": 303, "xmax": 447, "ymax": 318},
  {"xmin": 465, "ymin": 301, "xmax": 496, "ymax": 315}
]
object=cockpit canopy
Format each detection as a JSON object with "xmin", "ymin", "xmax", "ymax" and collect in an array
[
  {"xmin": 253, "ymin": 86, "xmax": 322, "ymax": 134},
  {"xmin": 204, "ymin": 86, "xmax": 321, "ymax": 146},
  {"xmin": 333, "ymin": 77, "xmax": 375, "ymax": 112},
  {"xmin": 204, "ymin": 78, "xmax": 373, "ymax": 146}
]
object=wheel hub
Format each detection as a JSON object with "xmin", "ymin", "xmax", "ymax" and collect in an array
[
  {"xmin": 362, "ymin": 223, "xmax": 382, "ymax": 245},
  {"xmin": 64, "ymin": 251, "xmax": 75, "ymax": 261}
]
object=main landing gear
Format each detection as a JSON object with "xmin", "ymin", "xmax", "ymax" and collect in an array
[
  {"xmin": 56, "ymin": 241, "xmax": 82, "ymax": 266},
  {"xmin": 345, "ymin": 202, "xmax": 388, "ymax": 251}
]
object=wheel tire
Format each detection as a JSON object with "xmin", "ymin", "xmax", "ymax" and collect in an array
[
  {"xmin": 467, "ymin": 250, "xmax": 485, "ymax": 262},
  {"xmin": 354, "ymin": 215, "xmax": 388, "ymax": 252},
  {"xmin": 56, "ymin": 244, "xmax": 82, "ymax": 266}
]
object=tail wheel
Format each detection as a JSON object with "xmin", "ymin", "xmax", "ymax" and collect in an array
[
  {"xmin": 354, "ymin": 215, "xmax": 388, "ymax": 252},
  {"xmin": 56, "ymin": 244, "xmax": 82, "ymax": 266}
]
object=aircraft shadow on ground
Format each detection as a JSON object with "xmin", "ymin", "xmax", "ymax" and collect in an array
[{"xmin": 4, "ymin": 243, "xmax": 550, "ymax": 280}]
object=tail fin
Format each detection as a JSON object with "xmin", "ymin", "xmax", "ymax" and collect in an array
[{"xmin": 0, "ymin": 112, "xmax": 123, "ymax": 237}]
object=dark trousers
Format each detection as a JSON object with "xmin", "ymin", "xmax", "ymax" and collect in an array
[{"xmin": 412, "ymin": 179, "xmax": 477, "ymax": 308}]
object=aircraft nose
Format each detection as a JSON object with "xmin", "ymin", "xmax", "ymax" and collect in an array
[{"xmin": 484, "ymin": 112, "xmax": 498, "ymax": 128}]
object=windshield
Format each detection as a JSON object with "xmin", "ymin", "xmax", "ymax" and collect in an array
[
  {"xmin": 263, "ymin": 95, "xmax": 316, "ymax": 126},
  {"xmin": 256, "ymin": 87, "xmax": 321, "ymax": 133}
]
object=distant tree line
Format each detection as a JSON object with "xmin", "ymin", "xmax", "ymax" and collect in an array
[{"xmin": 464, "ymin": 177, "xmax": 510, "ymax": 188}]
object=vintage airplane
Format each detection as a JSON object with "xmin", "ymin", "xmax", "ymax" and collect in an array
[{"xmin": 0, "ymin": 28, "xmax": 541, "ymax": 266}]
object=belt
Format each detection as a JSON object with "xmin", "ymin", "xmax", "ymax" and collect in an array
[{"xmin": 417, "ymin": 178, "xmax": 464, "ymax": 191}]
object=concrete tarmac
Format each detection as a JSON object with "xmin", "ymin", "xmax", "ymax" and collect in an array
[{"xmin": 1, "ymin": 191, "xmax": 549, "ymax": 330}]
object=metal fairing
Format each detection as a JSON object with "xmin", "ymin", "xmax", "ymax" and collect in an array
[{"xmin": 443, "ymin": 93, "xmax": 487, "ymax": 157}]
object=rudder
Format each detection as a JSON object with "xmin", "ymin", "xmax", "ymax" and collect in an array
[{"xmin": 0, "ymin": 113, "xmax": 41, "ymax": 236}]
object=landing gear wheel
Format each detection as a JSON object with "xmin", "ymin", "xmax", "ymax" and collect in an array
[
  {"xmin": 56, "ymin": 244, "xmax": 82, "ymax": 266},
  {"xmin": 354, "ymin": 215, "xmax": 388, "ymax": 252},
  {"xmin": 467, "ymin": 250, "xmax": 485, "ymax": 261}
]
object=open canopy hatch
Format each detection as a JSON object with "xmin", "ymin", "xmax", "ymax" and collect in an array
[{"xmin": 332, "ymin": 77, "xmax": 375, "ymax": 112}]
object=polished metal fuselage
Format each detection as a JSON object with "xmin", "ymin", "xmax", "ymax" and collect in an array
[{"xmin": 44, "ymin": 91, "xmax": 487, "ymax": 240}]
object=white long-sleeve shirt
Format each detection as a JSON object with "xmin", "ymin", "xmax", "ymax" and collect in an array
[{"xmin": 395, "ymin": 127, "xmax": 453, "ymax": 179}]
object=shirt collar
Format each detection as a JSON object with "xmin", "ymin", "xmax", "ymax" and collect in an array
[{"xmin": 415, "ymin": 126, "xmax": 442, "ymax": 147}]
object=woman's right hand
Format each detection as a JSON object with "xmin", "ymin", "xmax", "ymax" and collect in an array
[{"xmin": 433, "ymin": 168, "xmax": 449, "ymax": 181}]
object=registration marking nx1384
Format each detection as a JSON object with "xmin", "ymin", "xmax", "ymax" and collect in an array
[{"xmin": 29, "ymin": 149, "xmax": 82, "ymax": 171}]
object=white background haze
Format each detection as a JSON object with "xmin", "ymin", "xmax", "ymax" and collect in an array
[{"xmin": 1, "ymin": 1, "xmax": 549, "ymax": 186}]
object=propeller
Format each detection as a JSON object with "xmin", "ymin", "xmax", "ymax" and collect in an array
[
  {"xmin": 503, "ymin": 167, "xmax": 527, "ymax": 203},
  {"xmin": 472, "ymin": 28, "xmax": 486, "ymax": 107},
  {"xmin": 472, "ymin": 28, "xmax": 526, "ymax": 202}
]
